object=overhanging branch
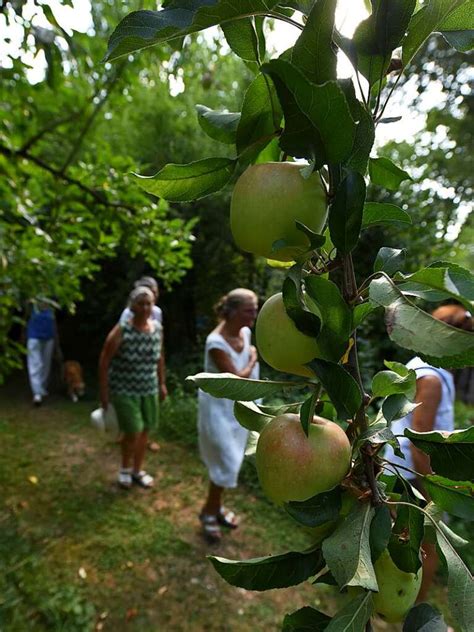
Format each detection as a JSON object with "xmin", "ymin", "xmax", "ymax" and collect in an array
[{"xmin": 0, "ymin": 142, "xmax": 138, "ymax": 213}]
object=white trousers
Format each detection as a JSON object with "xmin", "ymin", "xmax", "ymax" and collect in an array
[{"xmin": 27, "ymin": 338, "xmax": 54, "ymax": 397}]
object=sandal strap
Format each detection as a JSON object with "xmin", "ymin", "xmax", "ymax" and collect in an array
[
  {"xmin": 132, "ymin": 471, "xmax": 154, "ymax": 487},
  {"xmin": 217, "ymin": 507, "xmax": 239, "ymax": 528},
  {"xmin": 199, "ymin": 513, "xmax": 222, "ymax": 539}
]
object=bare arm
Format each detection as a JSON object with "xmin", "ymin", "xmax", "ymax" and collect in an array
[
  {"xmin": 158, "ymin": 333, "xmax": 167, "ymax": 401},
  {"xmin": 410, "ymin": 375, "xmax": 442, "ymax": 477},
  {"xmin": 209, "ymin": 345, "xmax": 257, "ymax": 378},
  {"xmin": 98, "ymin": 324, "xmax": 122, "ymax": 409}
]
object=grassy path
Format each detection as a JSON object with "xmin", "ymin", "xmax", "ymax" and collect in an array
[
  {"xmin": 0, "ymin": 386, "xmax": 339, "ymax": 631},
  {"xmin": 1, "ymin": 383, "xmax": 456, "ymax": 630}
]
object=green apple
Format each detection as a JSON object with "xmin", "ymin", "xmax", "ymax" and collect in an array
[
  {"xmin": 256, "ymin": 292, "xmax": 320, "ymax": 377},
  {"xmin": 255, "ymin": 413, "xmax": 352, "ymax": 504},
  {"xmin": 373, "ymin": 550, "xmax": 423, "ymax": 623},
  {"xmin": 230, "ymin": 162, "xmax": 327, "ymax": 261}
]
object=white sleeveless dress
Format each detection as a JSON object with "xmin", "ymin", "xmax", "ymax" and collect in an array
[
  {"xmin": 384, "ymin": 357, "xmax": 455, "ymax": 479},
  {"xmin": 198, "ymin": 326, "xmax": 259, "ymax": 488}
]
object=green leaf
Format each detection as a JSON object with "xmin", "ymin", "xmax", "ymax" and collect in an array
[
  {"xmin": 369, "ymin": 157, "xmax": 412, "ymax": 190},
  {"xmin": 382, "ymin": 394, "xmax": 419, "ymax": 423},
  {"xmin": 282, "ymin": 606, "xmax": 332, "ymax": 632},
  {"xmin": 396, "ymin": 262, "xmax": 474, "ymax": 309},
  {"xmin": 369, "ymin": 505, "xmax": 392, "ymax": 563},
  {"xmin": 233, "ymin": 401, "xmax": 272, "ymax": 432},
  {"xmin": 285, "ymin": 486, "xmax": 342, "ymax": 527},
  {"xmin": 322, "ymin": 502, "xmax": 378, "ymax": 590},
  {"xmin": 186, "ymin": 372, "xmax": 306, "ymax": 400},
  {"xmin": 369, "ymin": 276, "xmax": 474, "ymax": 368},
  {"xmin": 262, "ymin": 59, "xmax": 356, "ymax": 164},
  {"xmin": 371, "ymin": 0, "xmax": 418, "ymax": 54},
  {"xmin": 300, "ymin": 390, "xmax": 318, "ymax": 436},
  {"xmin": 295, "ymin": 221, "xmax": 326, "ymax": 250},
  {"xmin": 441, "ymin": 28, "xmax": 474, "ymax": 51},
  {"xmin": 336, "ymin": 32, "xmax": 389, "ymax": 87},
  {"xmin": 328, "ymin": 170, "xmax": 366, "ymax": 255},
  {"xmin": 372, "ymin": 368, "xmax": 416, "ymax": 398},
  {"xmin": 404, "ymin": 427, "xmax": 474, "ymax": 481},
  {"xmin": 236, "ymin": 73, "xmax": 282, "ymax": 157},
  {"xmin": 325, "ymin": 592, "xmax": 373, "ymax": 632},
  {"xmin": 362, "ymin": 202, "xmax": 412, "ymax": 228},
  {"xmin": 195, "ymin": 105, "xmax": 240, "ymax": 144},
  {"xmin": 134, "ymin": 157, "xmax": 236, "ymax": 202},
  {"xmin": 106, "ymin": 1, "xmax": 281, "ymax": 61},
  {"xmin": 269, "ymin": 77, "xmax": 322, "ymax": 162},
  {"xmin": 439, "ymin": 1, "xmax": 474, "ymax": 30},
  {"xmin": 305, "ymin": 276, "xmax": 352, "ymax": 362},
  {"xmin": 436, "ymin": 524, "xmax": 474, "ymax": 632},
  {"xmin": 402, "ymin": 0, "xmax": 469, "ymax": 66},
  {"xmin": 209, "ymin": 548, "xmax": 325, "ymax": 590},
  {"xmin": 424, "ymin": 475, "xmax": 474, "ymax": 521},
  {"xmin": 307, "ymin": 359, "xmax": 363, "ymax": 420},
  {"xmin": 352, "ymin": 303, "xmax": 379, "ymax": 330},
  {"xmin": 222, "ymin": 17, "xmax": 263, "ymax": 65},
  {"xmin": 403, "ymin": 603, "xmax": 448, "ymax": 632},
  {"xmin": 374, "ymin": 247, "xmax": 406, "ymax": 275},
  {"xmin": 346, "ymin": 105, "xmax": 376, "ymax": 175},
  {"xmin": 283, "ymin": 266, "xmax": 322, "ymax": 337},
  {"xmin": 292, "ymin": 0, "xmax": 337, "ymax": 84},
  {"xmin": 388, "ymin": 492, "xmax": 424, "ymax": 573}
]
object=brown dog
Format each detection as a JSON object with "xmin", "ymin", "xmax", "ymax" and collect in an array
[{"xmin": 63, "ymin": 361, "xmax": 85, "ymax": 402}]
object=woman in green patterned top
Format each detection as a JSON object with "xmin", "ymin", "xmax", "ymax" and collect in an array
[{"xmin": 99, "ymin": 286, "xmax": 163, "ymax": 489}]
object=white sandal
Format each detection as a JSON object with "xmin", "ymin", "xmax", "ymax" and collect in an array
[
  {"xmin": 118, "ymin": 468, "xmax": 132, "ymax": 489},
  {"xmin": 132, "ymin": 470, "xmax": 154, "ymax": 488},
  {"xmin": 199, "ymin": 513, "xmax": 222, "ymax": 544}
]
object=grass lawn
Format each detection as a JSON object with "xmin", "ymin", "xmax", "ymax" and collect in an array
[{"xmin": 0, "ymin": 379, "xmax": 460, "ymax": 631}]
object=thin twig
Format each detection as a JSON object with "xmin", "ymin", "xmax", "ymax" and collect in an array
[
  {"xmin": 60, "ymin": 60, "xmax": 127, "ymax": 174},
  {"xmin": 0, "ymin": 143, "xmax": 137, "ymax": 213},
  {"xmin": 375, "ymin": 72, "xmax": 402, "ymax": 123},
  {"xmin": 19, "ymin": 111, "xmax": 84, "ymax": 153}
]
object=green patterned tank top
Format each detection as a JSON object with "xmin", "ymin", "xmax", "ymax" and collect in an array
[{"xmin": 109, "ymin": 321, "xmax": 162, "ymax": 396}]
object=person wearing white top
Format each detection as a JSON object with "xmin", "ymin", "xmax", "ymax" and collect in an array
[
  {"xmin": 384, "ymin": 303, "xmax": 472, "ymax": 604},
  {"xmin": 198, "ymin": 288, "xmax": 259, "ymax": 543}
]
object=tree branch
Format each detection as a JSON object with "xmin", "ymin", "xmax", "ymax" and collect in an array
[
  {"xmin": 19, "ymin": 110, "xmax": 84, "ymax": 153},
  {"xmin": 60, "ymin": 60, "xmax": 128, "ymax": 174},
  {"xmin": 0, "ymin": 142, "xmax": 137, "ymax": 213}
]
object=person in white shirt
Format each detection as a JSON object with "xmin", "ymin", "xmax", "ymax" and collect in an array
[
  {"xmin": 385, "ymin": 303, "xmax": 473, "ymax": 603},
  {"xmin": 198, "ymin": 288, "xmax": 259, "ymax": 543}
]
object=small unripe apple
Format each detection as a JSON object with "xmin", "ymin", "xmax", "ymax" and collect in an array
[
  {"xmin": 373, "ymin": 550, "xmax": 422, "ymax": 623},
  {"xmin": 256, "ymin": 413, "xmax": 351, "ymax": 504},
  {"xmin": 255, "ymin": 292, "xmax": 320, "ymax": 377},
  {"xmin": 230, "ymin": 162, "xmax": 327, "ymax": 261}
]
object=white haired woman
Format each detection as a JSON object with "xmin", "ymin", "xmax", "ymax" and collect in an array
[
  {"xmin": 198, "ymin": 288, "xmax": 259, "ymax": 543},
  {"xmin": 99, "ymin": 286, "xmax": 162, "ymax": 489}
]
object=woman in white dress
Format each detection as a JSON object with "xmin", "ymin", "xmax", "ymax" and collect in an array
[{"xmin": 198, "ymin": 288, "xmax": 259, "ymax": 543}]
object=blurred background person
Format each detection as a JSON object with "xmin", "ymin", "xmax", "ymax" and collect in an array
[
  {"xmin": 99, "ymin": 286, "xmax": 164, "ymax": 489},
  {"xmin": 26, "ymin": 298, "xmax": 58, "ymax": 406},
  {"xmin": 198, "ymin": 288, "xmax": 259, "ymax": 543},
  {"xmin": 385, "ymin": 302, "xmax": 473, "ymax": 602}
]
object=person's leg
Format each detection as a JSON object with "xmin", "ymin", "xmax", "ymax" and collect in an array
[
  {"xmin": 133, "ymin": 431, "xmax": 149, "ymax": 474},
  {"xmin": 131, "ymin": 395, "xmax": 157, "ymax": 487},
  {"xmin": 121, "ymin": 433, "xmax": 138, "ymax": 468},
  {"xmin": 202, "ymin": 481, "xmax": 223, "ymax": 515},
  {"xmin": 27, "ymin": 338, "xmax": 43, "ymax": 403},
  {"xmin": 200, "ymin": 481, "xmax": 224, "ymax": 542},
  {"xmin": 40, "ymin": 338, "xmax": 54, "ymax": 396}
]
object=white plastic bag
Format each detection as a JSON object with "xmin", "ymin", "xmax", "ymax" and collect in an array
[{"xmin": 90, "ymin": 405, "xmax": 118, "ymax": 433}]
